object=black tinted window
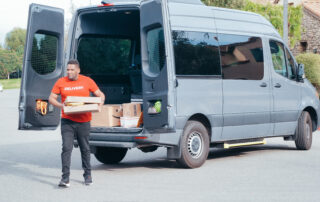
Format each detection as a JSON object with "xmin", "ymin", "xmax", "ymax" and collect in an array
[
  {"xmin": 269, "ymin": 40, "xmax": 287, "ymax": 77},
  {"xmin": 219, "ymin": 34, "xmax": 264, "ymax": 80},
  {"xmin": 31, "ymin": 33, "xmax": 58, "ymax": 75},
  {"xmin": 172, "ymin": 31, "xmax": 221, "ymax": 76},
  {"xmin": 77, "ymin": 37, "xmax": 131, "ymax": 75},
  {"xmin": 146, "ymin": 27, "xmax": 166, "ymax": 75}
]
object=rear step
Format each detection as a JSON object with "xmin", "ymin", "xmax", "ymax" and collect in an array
[{"xmin": 223, "ymin": 139, "xmax": 266, "ymax": 149}]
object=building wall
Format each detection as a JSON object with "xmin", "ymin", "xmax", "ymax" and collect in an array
[{"xmin": 291, "ymin": 9, "xmax": 320, "ymax": 56}]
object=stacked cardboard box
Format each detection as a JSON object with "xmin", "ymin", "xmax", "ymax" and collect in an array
[
  {"xmin": 121, "ymin": 103, "xmax": 142, "ymax": 128},
  {"xmin": 91, "ymin": 102, "xmax": 142, "ymax": 128},
  {"xmin": 63, "ymin": 96, "xmax": 102, "ymax": 114},
  {"xmin": 91, "ymin": 105, "xmax": 123, "ymax": 127}
]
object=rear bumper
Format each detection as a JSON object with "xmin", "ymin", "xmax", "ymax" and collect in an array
[{"xmin": 74, "ymin": 127, "xmax": 182, "ymax": 149}]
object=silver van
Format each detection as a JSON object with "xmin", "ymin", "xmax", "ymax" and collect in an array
[{"xmin": 19, "ymin": 0, "xmax": 320, "ymax": 168}]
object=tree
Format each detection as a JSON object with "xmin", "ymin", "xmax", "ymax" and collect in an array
[
  {"xmin": 0, "ymin": 49, "xmax": 20, "ymax": 79},
  {"xmin": 5, "ymin": 28, "xmax": 26, "ymax": 58},
  {"xmin": 2, "ymin": 28, "xmax": 26, "ymax": 78}
]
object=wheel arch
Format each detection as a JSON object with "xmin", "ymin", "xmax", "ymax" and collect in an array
[
  {"xmin": 188, "ymin": 113, "xmax": 212, "ymax": 140},
  {"xmin": 303, "ymin": 107, "xmax": 318, "ymax": 132}
]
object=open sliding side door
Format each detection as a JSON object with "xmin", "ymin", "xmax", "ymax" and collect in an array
[
  {"xmin": 140, "ymin": 0, "xmax": 176, "ymax": 132},
  {"xmin": 18, "ymin": 4, "xmax": 64, "ymax": 130}
]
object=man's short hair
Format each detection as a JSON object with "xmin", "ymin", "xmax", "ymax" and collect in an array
[{"xmin": 67, "ymin": 59, "xmax": 80, "ymax": 68}]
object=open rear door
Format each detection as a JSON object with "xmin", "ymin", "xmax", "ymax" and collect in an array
[
  {"xmin": 18, "ymin": 4, "xmax": 64, "ymax": 130},
  {"xmin": 140, "ymin": 0, "xmax": 176, "ymax": 131}
]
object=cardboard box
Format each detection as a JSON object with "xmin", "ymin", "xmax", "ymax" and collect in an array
[
  {"xmin": 120, "ymin": 116, "xmax": 140, "ymax": 128},
  {"xmin": 65, "ymin": 96, "xmax": 102, "ymax": 104},
  {"xmin": 91, "ymin": 105, "xmax": 123, "ymax": 127},
  {"xmin": 63, "ymin": 104, "xmax": 99, "ymax": 114},
  {"xmin": 122, "ymin": 103, "xmax": 142, "ymax": 117}
]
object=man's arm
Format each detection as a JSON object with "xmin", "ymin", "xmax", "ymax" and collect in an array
[
  {"xmin": 49, "ymin": 92, "xmax": 64, "ymax": 109},
  {"xmin": 93, "ymin": 89, "xmax": 105, "ymax": 108}
]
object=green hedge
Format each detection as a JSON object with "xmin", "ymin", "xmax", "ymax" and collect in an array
[{"xmin": 296, "ymin": 53, "xmax": 320, "ymax": 90}]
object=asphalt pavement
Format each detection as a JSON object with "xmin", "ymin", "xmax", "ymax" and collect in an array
[{"xmin": 0, "ymin": 89, "xmax": 319, "ymax": 202}]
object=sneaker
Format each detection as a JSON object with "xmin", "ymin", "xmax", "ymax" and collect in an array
[
  {"xmin": 58, "ymin": 178, "xmax": 70, "ymax": 188},
  {"xmin": 84, "ymin": 175, "xmax": 93, "ymax": 186}
]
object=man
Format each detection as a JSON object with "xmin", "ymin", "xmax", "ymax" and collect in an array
[{"xmin": 49, "ymin": 59, "xmax": 105, "ymax": 187}]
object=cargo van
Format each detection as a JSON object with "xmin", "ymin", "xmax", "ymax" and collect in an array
[{"xmin": 18, "ymin": 0, "xmax": 320, "ymax": 168}]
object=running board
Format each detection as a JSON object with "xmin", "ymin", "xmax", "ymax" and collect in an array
[{"xmin": 224, "ymin": 139, "xmax": 266, "ymax": 149}]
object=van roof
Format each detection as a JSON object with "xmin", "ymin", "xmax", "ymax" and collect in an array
[
  {"xmin": 211, "ymin": 6, "xmax": 281, "ymax": 38},
  {"xmin": 167, "ymin": 1, "xmax": 281, "ymax": 39},
  {"xmin": 77, "ymin": 0, "xmax": 281, "ymax": 39}
]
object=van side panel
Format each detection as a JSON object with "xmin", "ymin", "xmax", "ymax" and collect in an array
[
  {"xmin": 265, "ymin": 39, "xmax": 301, "ymax": 136},
  {"xmin": 175, "ymin": 78, "xmax": 223, "ymax": 137},
  {"xmin": 169, "ymin": 2, "xmax": 223, "ymax": 140},
  {"xmin": 219, "ymin": 36, "xmax": 273, "ymax": 140}
]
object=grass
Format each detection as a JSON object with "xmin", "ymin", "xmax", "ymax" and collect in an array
[{"xmin": 0, "ymin": 78, "xmax": 21, "ymax": 89}]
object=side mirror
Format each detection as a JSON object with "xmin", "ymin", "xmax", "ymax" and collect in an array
[{"xmin": 296, "ymin": 63, "xmax": 305, "ymax": 82}]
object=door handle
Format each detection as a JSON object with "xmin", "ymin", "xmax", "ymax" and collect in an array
[
  {"xmin": 274, "ymin": 83, "xmax": 281, "ymax": 88},
  {"xmin": 260, "ymin": 82, "xmax": 267, "ymax": 87}
]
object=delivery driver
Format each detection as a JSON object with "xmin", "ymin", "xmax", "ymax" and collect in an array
[{"xmin": 49, "ymin": 59, "xmax": 105, "ymax": 187}]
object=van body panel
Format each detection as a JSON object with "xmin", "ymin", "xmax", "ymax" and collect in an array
[
  {"xmin": 176, "ymin": 79, "xmax": 223, "ymax": 117},
  {"xmin": 266, "ymin": 41, "xmax": 302, "ymax": 136},
  {"xmin": 169, "ymin": 2, "xmax": 215, "ymax": 32},
  {"xmin": 300, "ymin": 79, "xmax": 320, "ymax": 129},
  {"xmin": 212, "ymin": 7, "xmax": 280, "ymax": 39},
  {"xmin": 219, "ymin": 35, "xmax": 273, "ymax": 140},
  {"xmin": 175, "ymin": 78, "xmax": 223, "ymax": 139},
  {"xmin": 140, "ymin": 0, "xmax": 176, "ymax": 131},
  {"xmin": 18, "ymin": 4, "xmax": 64, "ymax": 130}
]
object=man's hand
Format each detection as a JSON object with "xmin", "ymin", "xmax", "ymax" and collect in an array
[
  {"xmin": 49, "ymin": 93, "xmax": 64, "ymax": 109},
  {"xmin": 93, "ymin": 89, "xmax": 105, "ymax": 112}
]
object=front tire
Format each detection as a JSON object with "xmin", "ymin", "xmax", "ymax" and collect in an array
[
  {"xmin": 177, "ymin": 120, "xmax": 210, "ymax": 168},
  {"xmin": 94, "ymin": 147, "xmax": 128, "ymax": 164},
  {"xmin": 295, "ymin": 111, "xmax": 312, "ymax": 150}
]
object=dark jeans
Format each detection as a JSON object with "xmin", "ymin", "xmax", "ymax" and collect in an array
[{"xmin": 61, "ymin": 118, "xmax": 91, "ymax": 179}]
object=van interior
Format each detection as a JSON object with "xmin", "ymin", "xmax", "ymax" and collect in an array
[
  {"xmin": 75, "ymin": 7, "xmax": 143, "ymax": 130},
  {"xmin": 76, "ymin": 7, "xmax": 142, "ymax": 105}
]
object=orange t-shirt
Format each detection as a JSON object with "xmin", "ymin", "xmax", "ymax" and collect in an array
[{"xmin": 51, "ymin": 75, "xmax": 99, "ymax": 123}]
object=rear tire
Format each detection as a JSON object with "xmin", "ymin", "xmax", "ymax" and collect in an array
[
  {"xmin": 177, "ymin": 120, "xmax": 210, "ymax": 168},
  {"xmin": 295, "ymin": 111, "xmax": 312, "ymax": 150},
  {"xmin": 94, "ymin": 147, "xmax": 128, "ymax": 164}
]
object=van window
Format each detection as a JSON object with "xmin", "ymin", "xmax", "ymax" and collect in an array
[
  {"xmin": 31, "ymin": 33, "xmax": 58, "ymax": 75},
  {"xmin": 146, "ymin": 27, "xmax": 166, "ymax": 75},
  {"xmin": 285, "ymin": 48, "xmax": 296, "ymax": 80},
  {"xmin": 77, "ymin": 37, "xmax": 131, "ymax": 75},
  {"xmin": 269, "ymin": 41, "xmax": 287, "ymax": 77},
  {"xmin": 172, "ymin": 31, "xmax": 221, "ymax": 76},
  {"xmin": 219, "ymin": 34, "xmax": 264, "ymax": 80}
]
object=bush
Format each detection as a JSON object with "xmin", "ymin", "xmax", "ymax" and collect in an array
[{"xmin": 296, "ymin": 53, "xmax": 320, "ymax": 90}]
